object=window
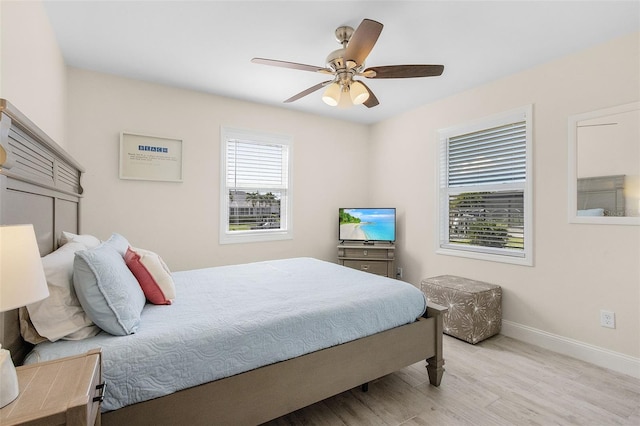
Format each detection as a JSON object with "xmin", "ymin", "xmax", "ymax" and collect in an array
[
  {"xmin": 220, "ymin": 127, "xmax": 292, "ymax": 244},
  {"xmin": 437, "ymin": 106, "xmax": 532, "ymax": 265}
]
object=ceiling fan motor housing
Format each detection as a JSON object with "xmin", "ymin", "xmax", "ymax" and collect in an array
[
  {"xmin": 334, "ymin": 25, "xmax": 354, "ymax": 45},
  {"xmin": 326, "ymin": 48, "xmax": 347, "ymax": 71}
]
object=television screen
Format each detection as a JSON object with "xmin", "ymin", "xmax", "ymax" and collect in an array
[{"xmin": 339, "ymin": 208, "xmax": 396, "ymax": 242}]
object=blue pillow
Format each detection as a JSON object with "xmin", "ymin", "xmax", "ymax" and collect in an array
[
  {"xmin": 73, "ymin": 243, "xmax": 146, "ymax": 335},
  {"xmin": 104, "ymin": 233, "xmax": 130, "ymax": 256},
  {"xmin": 577, "ymin": 208, "xmax": 605, "ymax": 217}
]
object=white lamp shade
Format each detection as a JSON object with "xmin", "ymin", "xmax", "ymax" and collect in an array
[
  {"xmin": 349, "ymin": 81, "xmax": 370, "ymax": 105},
  {"xmin": 0, "ymin": 224, "xmax": 49, "ymax": 312},
  {"xmin": 322, "ymin": 82, "xmax": 341, "ymax": 106}
]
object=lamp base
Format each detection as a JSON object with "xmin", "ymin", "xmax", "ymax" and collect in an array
[{"xmin": 0, "ymin": 347, "xmax": 19, "ymax": 408}]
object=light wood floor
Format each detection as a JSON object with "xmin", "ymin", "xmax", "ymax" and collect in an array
[{"xmin": 264, "ymin": 334, "xmax": 640, "ymax": 425}]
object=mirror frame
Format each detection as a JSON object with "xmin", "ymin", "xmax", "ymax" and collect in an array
[{"xmin": 568, "ymin": 101, "xmax": 640, "ymax": 225}]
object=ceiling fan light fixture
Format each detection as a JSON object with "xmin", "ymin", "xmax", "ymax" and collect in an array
[
  {"xmin": 322, "ymin": 82, "xmax": 341, "ymax": 106},
  {"xmin": 349, "ymin": 81, "xmax": 369, "ymax": 105},
  {"xmin": 337, "ymin": 87, "xmax": 353, "ymax": 109}
]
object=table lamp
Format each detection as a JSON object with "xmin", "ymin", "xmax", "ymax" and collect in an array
[{"xmin": 0, "ymin": 224, "xmax": 50, "ymax": 408}]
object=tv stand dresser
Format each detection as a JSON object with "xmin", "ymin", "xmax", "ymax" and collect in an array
[{"xmin": 337, "ymin": 243, "xmax": 396, "ymax": 278}]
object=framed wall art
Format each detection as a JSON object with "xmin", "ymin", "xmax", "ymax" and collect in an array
[{"xmin": 119, "ymin": 132, "xmax": 183, "ymax": 182}]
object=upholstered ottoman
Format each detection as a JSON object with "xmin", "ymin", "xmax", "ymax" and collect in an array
[{"xmin": 420, "ymin": 275, "xmax": 502, "ymax": 344}]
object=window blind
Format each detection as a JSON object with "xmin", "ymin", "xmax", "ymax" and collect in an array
[
  {"xmin": 447, "ymin": 190, "xmax": 524, "ymax": 251},
  {"xmin": 226, "ymin": 139, "xmax": 288, "ymax": 189},
  {"xmin": 440, "ymin": 111, "xmax": 530, "ymax": 260},
  {"xmin": 448, "ymin": 122, "xmax": 526, "ymax": 187}
]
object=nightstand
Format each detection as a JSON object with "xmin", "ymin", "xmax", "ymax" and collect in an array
[
  {"xmin": 338, "ymin": 243, "xmax": 396, "ymax": 278},
  {"xmin": 0, "ymin": 349, "xmax": 104, "ymax": 426}
]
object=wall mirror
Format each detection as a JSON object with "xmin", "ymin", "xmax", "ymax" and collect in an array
[{"xmin": 568, "ymin": 101, "xmax": 640, "ymax": 225}]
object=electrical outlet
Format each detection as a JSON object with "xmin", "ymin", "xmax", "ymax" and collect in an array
[
  {"xmin": 600, "ymin": 310, "xmax": 616, "ymax": 329},
  {"xmin": 396, "ymin": 267, "xmax": 403, "ymax": 279}
]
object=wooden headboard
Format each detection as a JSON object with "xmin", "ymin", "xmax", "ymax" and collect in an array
[
  {"xmin": 0, "ymin": 99, "xmax": 84, "ymax": 364},
  {"xmin": 577, "ymin": 175, "xmax": 626, "ymax": 216}
]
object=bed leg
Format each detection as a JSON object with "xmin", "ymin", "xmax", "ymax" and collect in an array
[
  {"xmin": 426, "ymin": 356, "xmax": 445, "ymax": 387},
  {"xmin": 426, "ymin": 303, "xmax": 446, "ymax": 386},
  {"xmin": 361, "ymin": 383, "xmax": 369, "ymax": 392}
]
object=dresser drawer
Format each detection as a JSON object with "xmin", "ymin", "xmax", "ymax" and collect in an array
[
  {"xmin": 343, "ymin": 260, "xmax": 389, "ymax": 276},
  {"xmin": 342, "ymin": 248, "xmax": 390, "ymax": 259}
]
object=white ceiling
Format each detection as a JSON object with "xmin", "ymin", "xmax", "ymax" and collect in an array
[{"xmin": 43, "ymin": 1, "xmax": 640, "ymax": 125}]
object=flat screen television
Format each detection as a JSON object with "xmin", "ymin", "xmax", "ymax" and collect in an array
[{"xmin": 339, "ymin": 208, "xmax": 396, "ymax": 243}]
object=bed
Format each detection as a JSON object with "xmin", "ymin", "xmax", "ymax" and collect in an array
[{"xmin": 0, "ymin": 98, "xmax": 446, "ymax": 425}]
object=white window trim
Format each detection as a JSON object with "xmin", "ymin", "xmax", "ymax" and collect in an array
[
  {"xmin": 219, "ymin": 126, "xmax": 293, "ymax": 244},
  {"xmin": 436, "ymin": 105, "xmax": 533, "ymax": 266}
]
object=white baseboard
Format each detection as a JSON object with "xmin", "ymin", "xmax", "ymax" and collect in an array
[{"xmin": 501, "ymin": 319, "xmax": 640, "ymax": 379}]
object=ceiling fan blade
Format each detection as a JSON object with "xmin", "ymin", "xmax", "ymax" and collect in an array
[
  {"xmin": 284, "ymin": 81, "xmax": 332, "ymax": 103},
  {"xmin": 344, "ymin": 19, "xmax": 383, "ymax": 66},
  {"xmin": 251, "ymin": 58, "xmax": 332, "ymax": 74},
  {"xmin": 360, "ymin": 82, "xmax": 379, "ymax": 108},
  {"xmin": 364, "ymin": 64, "xmax": 444, "ymax": 79}
]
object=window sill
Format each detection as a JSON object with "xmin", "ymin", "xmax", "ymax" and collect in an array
[
  {"xmin": 436, "ymin": 246, "xmax": 532, "ymax": 266},
  {"xmin": 219, "ymin": 229, "xmax": 293, "ymax": 245}
]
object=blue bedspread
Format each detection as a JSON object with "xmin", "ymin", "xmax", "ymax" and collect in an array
[{"xmin": 25, "ymin": 257, "xmax": 426, "ymax": 412}]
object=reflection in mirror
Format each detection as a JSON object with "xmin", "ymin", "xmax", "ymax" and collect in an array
[{"xmin": 568, "ymin": 102, "xmax": 640, "ymax": 225}]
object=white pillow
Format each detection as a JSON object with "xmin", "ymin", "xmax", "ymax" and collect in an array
[
  {"xmin": 26, "ymin": 242, "xmax": 100, "ymax": 342},
  {"xmin": 74, "ymin": 243, "xmax": 146, "ymax": 335},
  {"xmin": 59, "ymin": 231, "xmax": 102, "ymax": 249},
  {"xmin": 19, "ymin": 307, "xmax": 47, "ymax": 345}
]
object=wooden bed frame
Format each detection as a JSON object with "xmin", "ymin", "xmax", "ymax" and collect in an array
[
  {"xmin": 577, "ymin": 175, "xmax": 626, "ymax": 216},
  {"xmin": 0, "ymin": 98, "xmax": 446, "ymax": 425}
]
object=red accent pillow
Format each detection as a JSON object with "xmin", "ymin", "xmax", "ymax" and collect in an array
[{"xmin": 125, "ymin": 247, "xmax": 175, "ymax": 305}]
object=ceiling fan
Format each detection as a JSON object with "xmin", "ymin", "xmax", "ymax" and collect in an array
[{"xmin": 251, "ymin": 18, "xmax": 444, "ymax": 108}]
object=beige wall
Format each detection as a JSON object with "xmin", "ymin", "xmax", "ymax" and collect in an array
[
  {"xmin": 66, "ymin": 68, "xmax": 371, "ymax": 270},
  {"xmin": 369, "ymin": 32, "xmax": 640, "ymax": 358},
  {"xmin": 0, "ymin": 0, "xmax": 67, "ymax": 146}
]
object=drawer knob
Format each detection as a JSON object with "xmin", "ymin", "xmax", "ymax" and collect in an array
[
  {"xmin": 94, "ymin": 382, "xmax": 107, "ymax": 403},
  {"xmin": 363, "ymin": 250, "xmax": 368, "ymax": 256},
  {"xmin": 361, "ymin": 265, "xmax": 369, "ymax": 270}
]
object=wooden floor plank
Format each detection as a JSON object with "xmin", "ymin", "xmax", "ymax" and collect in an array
[{"xmin": 262, "ymin": 335, "xmax": 640, "ymax": 425}]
